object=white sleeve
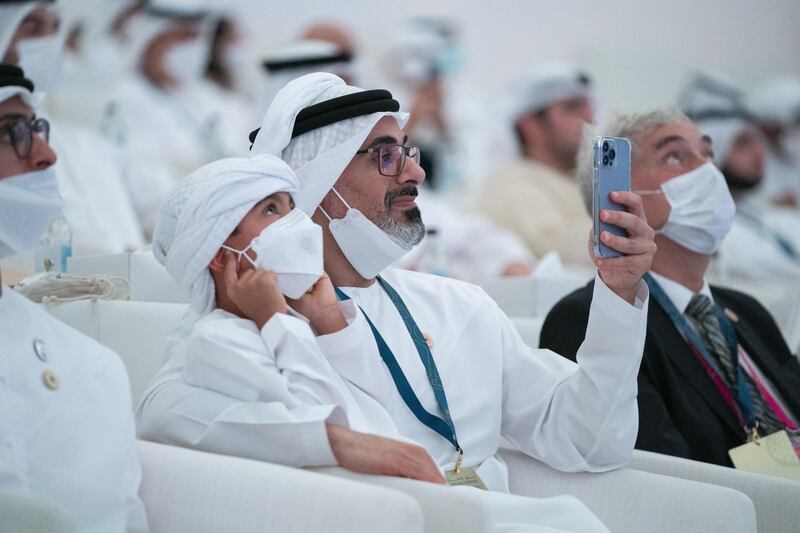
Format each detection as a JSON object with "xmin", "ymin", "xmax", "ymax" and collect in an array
[
  {"xmin": 123, "ymin": 421, "xmax": 150, "ymax": 533},
  {"xmin": 500, "ymin": 274, "xmax": 649, "ymax": 472},
  {"xmin": 137, "ymin": 308, "xmax": 372, "ymax": 468}
]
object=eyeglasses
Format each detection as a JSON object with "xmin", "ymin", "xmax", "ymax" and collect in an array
[
  {"xmin": 1, "ymin": 116, "xmax": 50, "ymax": 159},
  {"xmin": 355, "ymin": 144, "xmax": 421, "ymax": 177}
]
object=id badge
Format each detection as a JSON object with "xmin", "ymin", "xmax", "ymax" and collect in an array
[
  {"xmin": 445, "ymin": 467, "xmax": 488, "ymax": 490},
  {"xmin": 728, "ymin": 430, "xmax": 800, "ymax": 481}
]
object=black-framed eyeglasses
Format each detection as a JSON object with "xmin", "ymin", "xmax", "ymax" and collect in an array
[
  {"xmin": 355, "ymin": 144, "xmax": 421, "ymax": 177},
  {"xmin": 1, "ymin": 116, "xmax": 50, "ymax": 159}
]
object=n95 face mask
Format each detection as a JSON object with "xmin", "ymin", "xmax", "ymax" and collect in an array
[
  {"xmin": 640, "ymin": 162, "xmax": 736, "ymax": 255},
  {"xmin": 222, "ymin": 208, "xmax": 324, "ymax": 299},
  {"xmin": 0, "ymin": 167, "xmax": 63, "ymax": 259},
  {"xmin": 319, "ymin": 188, "xmax": 411, "ymax": 280}
]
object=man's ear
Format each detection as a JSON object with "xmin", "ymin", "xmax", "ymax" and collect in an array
[{"xmin": 209, "ymin": 248, "xmax": 227, "ymax": 273}]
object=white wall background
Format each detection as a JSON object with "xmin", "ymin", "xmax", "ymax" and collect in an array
[{"xmin": 210, "ymin": 0, "xmax": 800, "ymax": 113}]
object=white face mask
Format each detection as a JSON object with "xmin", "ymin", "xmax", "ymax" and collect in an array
[
  {"xmin": 637, "ymin": 162, "xmax": 736, "ymax": 255},
  {"xmin": 0, "ymin": 167, "xmax": 63, "ymax": 259},
  {"xmin": 318, "ymin": 188, "xmax": 411, "ymax": 280},
  {"xmin": 163, "ymin": 37, "xmax": 208, "ymax": 87},
  {"xmin": 17, "ymin": 33, "xmax": 66, "ymax": 95},
  {"xmin": 221, "ymin": 208, "xmax": 324, "ymax": 299}
]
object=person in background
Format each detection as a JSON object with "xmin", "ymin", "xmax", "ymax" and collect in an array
[
  {"xmin": 46, "ymin": 0, "xmax": 145, "ymax": 126},
  {"xmin": 540, "ymin": 108, "xmax": 800, "ymax": 467},
  {"xmin": 0, "ymin": 62, "xmax": 148, "ymax": 533},
  {"xmin": 678, "ymin": 73, "xmax": 800, "ymax": 289},
  {"xmin": 306, "ymin": 20, "xmax": 536, "ymax": 283},
  {"xmin": 106, "ymin": 0, "xmax": 250, "ymax": 236},
  {"xmin": 748, "ymin": 76, "xmax": 800, "ymax": 208},
  {"xmin": 475, "ymin": 63, "xmax": 595, "ymax": 267}
]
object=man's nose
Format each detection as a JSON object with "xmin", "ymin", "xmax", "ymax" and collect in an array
[
  {"xmin": 396, "ymin": 152, "xmax": 425, "ymax": 186},
  {"xmin": 28, "ymin": 133, "xmax": 57, "ymax": 171}
]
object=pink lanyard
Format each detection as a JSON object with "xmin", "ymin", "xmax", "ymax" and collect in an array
[
  {"xmin": 738, "ymin": 349, "xmax": 798, "ymax": 431},
  {"xmin": 689, "ymin": 344, "xmax": 746, "ymax": 426}
]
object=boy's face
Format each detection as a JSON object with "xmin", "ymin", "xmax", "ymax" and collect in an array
[{"xmin": 222, "ymin": 191, "xmax": 294, "ymax": 274}]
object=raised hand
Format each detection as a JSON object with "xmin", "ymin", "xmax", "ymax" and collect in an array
[
  {"xmin": 222, "ymin": 251, "xmax": 287, "ymax": 329},
  {"xmin": 288, "ymin": 273, "xmax": 347, "ymax": 335},
  {"xmin": 591, "ymin": 191, "xmax": 657, "ymax": 305}
]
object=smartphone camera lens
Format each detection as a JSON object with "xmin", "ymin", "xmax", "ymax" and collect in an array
[
  {"xmin": 602, "ymin": 141, "xmax": 609, "ymax": 153},
  {"xmin": 609, "ymin": 149, "xmax": 616, "ymax": 160},
  {"xmin": 602, "ymin": 155, "xmax": 610, "ymax": 166}
]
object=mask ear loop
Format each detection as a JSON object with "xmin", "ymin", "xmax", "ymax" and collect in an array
[
  {"xmin": 317, "ymin": 187, "xmax": 350, "ymax": 222},
  {"xmin": 220, "ymin": 243, "xmax": 257, "ymax": 267},
  {"xmin": 633, "ymin": 189, "xmax": 664, "ymax": 196}
]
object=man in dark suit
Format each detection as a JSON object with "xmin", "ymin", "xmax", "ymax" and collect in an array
[{"xmin": 540, "ymin": 107, "xmax": 800, "ymax": 467}]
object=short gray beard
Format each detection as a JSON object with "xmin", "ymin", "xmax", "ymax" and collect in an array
[{"xmin": 375, "ymin": 211, "xmax": 425, "ymax": 250}]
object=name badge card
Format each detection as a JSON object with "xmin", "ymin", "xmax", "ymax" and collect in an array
[
  {"xmin": 729, "ymin": 430, "xmax": 800, "ymax": 481},
  {"xmin": 445, "ymin": 467, "xmax": 488, "ymax": 490}
]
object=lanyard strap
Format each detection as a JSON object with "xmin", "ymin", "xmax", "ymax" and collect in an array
[
  {"xmin": 335, "ymin": 278, "xmax": 461, "ymax": 453},
  {"xmin": 644, "ymin": 274, "xmax": 757, "ymax": 430}
]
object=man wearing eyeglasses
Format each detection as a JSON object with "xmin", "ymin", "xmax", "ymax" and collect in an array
[
  {"xmin": 139, "ymin": 72, "xmax": 656, "ymax": 532},
  {"xmin": 0, "ymin": 63, "xmax": 149, "ymax": 531}
]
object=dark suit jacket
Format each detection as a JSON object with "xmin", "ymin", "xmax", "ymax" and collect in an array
[{"xmin": 540, "ymin": 280, "xmax": 800, "ymax": 466}]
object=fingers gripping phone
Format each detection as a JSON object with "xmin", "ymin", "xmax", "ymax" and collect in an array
[{"xmin": 592, "ymin": 136, "xmax": 632, "ymax": 258}]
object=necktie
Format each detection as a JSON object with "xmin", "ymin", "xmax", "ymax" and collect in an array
[{"xmin": 685, "ymin": 294, "xmax": 782, "ymax": 435}]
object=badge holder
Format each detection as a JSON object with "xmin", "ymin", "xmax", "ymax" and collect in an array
[
  {"xmin": 729, "ymin": 427, "xmax": 800, "ymax": 482},
  {"xmin": 445, "ymin": 451, "xmax": 488, "ymax": 490}
]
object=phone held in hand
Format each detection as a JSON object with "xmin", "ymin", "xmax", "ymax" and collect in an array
[{"xmin": 592, "ymin": 136, "xmax": 632, "ymax": 258}]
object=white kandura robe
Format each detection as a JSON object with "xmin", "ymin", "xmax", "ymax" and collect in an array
[
  {"xmin": 137, "ymin": 269, "xmax": 648, "ymax": 532},
  {"xmin": 0, "ymin": 287, "xmax": 149, "ymax": 533},
  {"xmin": 50, "ymin": 121, "xmax": 146, "ymax": 254},
  {"xmin": 107, "ymin": 76, "xmax": 252, "ymax": 235}
]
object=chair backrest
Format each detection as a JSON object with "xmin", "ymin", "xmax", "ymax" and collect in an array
[
  {"xmin": 68, "ymin": 252, "xmax": 187, "ymax": 303},
  {"xmin": 46, "ymin": 300, "xmax": 188, "ymax": 404},
  {"xmin": 510, "ymin": 316, "xmax": 544, "ymax": 348},
  {"xmin": 479, "ymin": 276, "xmax": 585, "ymax": 317}
]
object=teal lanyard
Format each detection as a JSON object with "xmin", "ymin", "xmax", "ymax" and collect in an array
[{"xmin": 335, "ymin": 277, "xmax": 461, "ymax": 454}]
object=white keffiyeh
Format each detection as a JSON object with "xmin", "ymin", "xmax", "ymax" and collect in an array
[
  {"xmin": 251, "ymin": 72, "xmax": 408, "ymax": 215},
  {"xmin": 151, "ymin": 153, "xmax": 298, "ymax": 315}
]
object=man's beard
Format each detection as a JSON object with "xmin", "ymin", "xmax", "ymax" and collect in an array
[
  {"xmin": 722, "ymin": 166, "xmax": 762, "ymax": 194},
  {"xmin": 376, "ymin": 186, "xmax": 426, "ymax": 250}
]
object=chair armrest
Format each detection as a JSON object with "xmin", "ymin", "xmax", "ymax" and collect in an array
[
  {"xmin": 313, "ymin": 466, "xmax": 491, "ymax": 533},
  {"xmin": 137, "ymin": 441, "xmax": 423, "ymax": 533},
  {"xmin": 631, "ymin": 449, "xmax": 800, "ymax": 533},
  {"xmin": 499, "ymin": 447, "xmax": 756, "ymax": 533}
]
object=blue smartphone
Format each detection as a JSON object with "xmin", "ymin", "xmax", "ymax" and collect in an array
[{"xmin": 592, "ymin": 136, "xmax": 631, "ymax": 258}]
